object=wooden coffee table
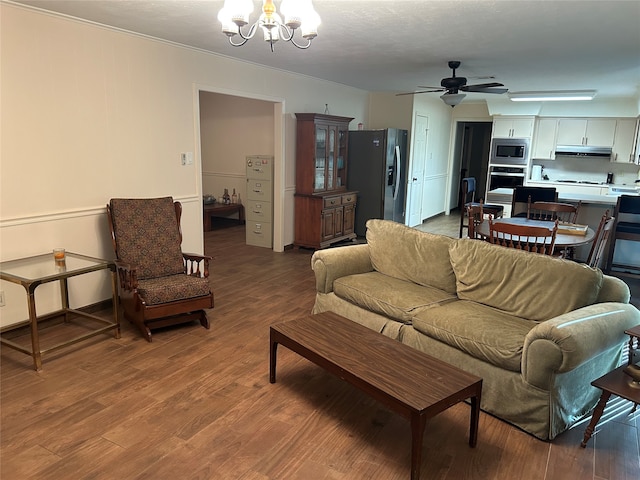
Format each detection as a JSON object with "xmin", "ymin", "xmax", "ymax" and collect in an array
[{"xmin": 269, "ymin": 311, "xmax": 483, "ymax": 480}]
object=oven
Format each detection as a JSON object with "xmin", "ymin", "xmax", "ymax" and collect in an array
[{"xmin": 488, "ymin": 165, "xmax": 526, "ymax": 190}]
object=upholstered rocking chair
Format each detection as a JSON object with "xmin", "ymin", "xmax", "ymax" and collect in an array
[{"xmin": 107, "ymin": 197, "xmax": 214, "ymax": 341}]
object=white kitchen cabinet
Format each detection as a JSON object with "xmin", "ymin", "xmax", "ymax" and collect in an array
[
  {"xmin": 492, "ymin": 117, "xmax": 534, "ymax": 138},
  {"xmin": 556, "ymin": 118, "xmax": 616, "ymax": 147},
  {"xmin": 611, "ymin": 118, "xmax": 638, "ymax": 163},
  {"xmin": 531, "ymin": 118, "xmax": 558, "ymax": 160}
]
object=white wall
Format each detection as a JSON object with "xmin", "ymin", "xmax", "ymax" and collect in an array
[
  {"xmin": 0, "ymin": 4, "xmax": 368, "ymax": 326},
  {"xmin": 367, "ymin": 93, "xmax": 413, "ymax": 130}
]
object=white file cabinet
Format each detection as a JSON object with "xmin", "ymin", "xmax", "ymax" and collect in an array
[{"xmin": 246, "ymin": 155, "xmax": 274, "ymax": 248}]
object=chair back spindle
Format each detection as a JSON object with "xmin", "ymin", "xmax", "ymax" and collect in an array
[{"xmin": 489, "ymin": 218, "xmax": 558, "ymax": 255}]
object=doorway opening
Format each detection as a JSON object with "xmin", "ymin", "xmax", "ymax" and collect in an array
[
  {"xmin": 451, "ymin": 122, "xmax": 492, "ymax": 209},
  {"xmin": 196, "ymin": 88, "xmax": 286, "ymax": 251}
]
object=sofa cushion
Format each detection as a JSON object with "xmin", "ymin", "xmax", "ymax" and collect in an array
[
  {"xmin": 449, "ymin": 238, "xmax": 603, "ymax": 322},
  {"xmin": 333, "ymin": 271, "xmax": 457, "ymax": 324},
  {"xmin": 412, "ymin": 300, "xmax": 535, "ymax": 371},
  {"xmin": 365, "ymin": 219, "xmax": 457, "ymax": 294}
]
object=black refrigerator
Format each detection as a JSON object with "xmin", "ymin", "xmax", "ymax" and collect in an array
[{"xmin": 347, "ymin": 128, "xmax": 409, "ymax": 237}]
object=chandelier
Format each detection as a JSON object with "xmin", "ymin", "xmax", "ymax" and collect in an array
[{"xmin": 217, "ymin": 0, "xmax": 321, "ymax": 52}]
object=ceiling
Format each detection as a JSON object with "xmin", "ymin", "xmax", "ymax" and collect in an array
[{"xmin": 9, "ymin": 0, "xmax": 640, "ymax": 102}]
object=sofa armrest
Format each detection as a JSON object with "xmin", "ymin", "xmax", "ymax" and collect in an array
[
  {"xmin": 311, "ymin": 244, "xmax": 373, "ymax": 294},
  {"xmin": 597, "ymin": 274, "xmax": 631, "ymax": 303},
  {"xmin": 522, "ymin": 302, "xmax": 640, "ymax": 389}
]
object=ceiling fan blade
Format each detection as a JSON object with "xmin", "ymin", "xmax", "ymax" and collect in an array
[
  {"xmin": 461, "ymin": 82, "xmax": 504, "ymax": 92},
  {"xmin": 417, "ymin": 86, "xmax": 444, "ymax": 90},
  {"xmin": 469, "ymin": 87, "xmax": 509, "ymax": 95},
  {"xmin": 395, "ymin": 89, "xmax": 444, "ymax": 96}
]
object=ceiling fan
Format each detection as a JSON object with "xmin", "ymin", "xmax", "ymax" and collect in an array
[{"xmin": 397, "ymin": 60, "xmax": 508, "ymax": 106}]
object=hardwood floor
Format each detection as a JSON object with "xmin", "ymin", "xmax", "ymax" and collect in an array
[{"xmin": 1, "ymin": 222, "xmax": 639, "ymax": 479}]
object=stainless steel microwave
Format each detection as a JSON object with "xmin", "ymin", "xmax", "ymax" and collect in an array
[{"xmin": 489, "ymin": 138, "xmax": 530, "ymax": 166}]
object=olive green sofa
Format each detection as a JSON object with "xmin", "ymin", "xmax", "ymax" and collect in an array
[{"xmin": 311, "ymin": 219, "xmax": 639, "ymax": 440}]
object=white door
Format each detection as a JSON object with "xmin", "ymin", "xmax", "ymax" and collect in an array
[
  {"xmin": 408, "ymin": 114, "xmax": 428, "ymax": 226},
  {"xmin": 422, "ymin": 113, "xmax": 448, "ymax": 219}
]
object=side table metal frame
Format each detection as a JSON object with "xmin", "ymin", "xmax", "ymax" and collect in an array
[{"xmin": 1, "ymin": 252, "xmax": 120, "ymax": 371}]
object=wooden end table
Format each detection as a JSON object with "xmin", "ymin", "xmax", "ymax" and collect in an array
[
  {"xmin": 0, "ymin": 252, "xmax": 120, "ymax": 371},
  {"xmin": 203, "ymin": 203, "xmax": 245, "ymax": 231},
  {"xmin": 580, "ymin": 325, "xmax": 640, "ymax": 447},
  {"xmin": 270, "ymin": 312, "xmax": 483, "ymax": 480}
]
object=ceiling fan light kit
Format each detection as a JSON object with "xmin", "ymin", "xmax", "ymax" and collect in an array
[
  {"xmin": 508, "ymin": 90, "xmax": 597, "ymax": 102},
  {"xmin": 217, "ymin": 0, "xmax": 320, "ymax": 52},
  {"xmin": 441, "ymin": 92, "xmax": 467, "ymax": 107}
]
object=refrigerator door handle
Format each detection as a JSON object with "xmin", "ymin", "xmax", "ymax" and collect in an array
[{"xmin": 393, "ymin": 145, "xmax": 401, "ymax": 200}]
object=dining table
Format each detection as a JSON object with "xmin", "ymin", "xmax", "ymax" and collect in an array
[{"xmin": 475, "ymin": 217, "xmax": 596, "ymax": 249}]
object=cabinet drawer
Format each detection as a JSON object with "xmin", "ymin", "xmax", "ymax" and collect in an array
[
  {"xmin": 341, "ymin": 193, "xmax": 356, "ymax": 205},
  {"xmin": 323, "ymin": 196, "xmax": 341, "ymax": 208},
  {"xmin": 246, "ymin": 200, "xmax": 272, "ymax": 222},
  {"xmin": 246, "ymin": 221, "xmax": 273, "ymax": 248},
  {"xmin": 246, "ymin": 164, "xmax": 272, "ymax": 181},
  {"xmin": 247, "ymin": 180, "xmax": 272, "ymax": 201}
]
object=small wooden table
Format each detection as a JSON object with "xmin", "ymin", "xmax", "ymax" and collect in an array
[
  {"xmin": 270, "ymin": 312, "xmax": 483, "ymax": 480},
  {"xmin": 580, "ymin": 365, "xmax": 640, "ymax": 447},
  {"xmin": 580, "ymin": 324, "xmax": 640, "ymax": 448},
  {"xmin": 625, "ymin": 324, "xmax": 640, "ymax": 365},
  {"xmin": 475, "ymin": 217, "xmax": 596, "ymax": 248},
  {"xmin": 203, "ymin": 203, "xmax": 245, "ymax": 231}
]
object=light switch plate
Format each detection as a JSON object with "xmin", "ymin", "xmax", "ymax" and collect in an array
[{"xmin": 180, "ymin": 152, "xmax": 194, "ymax": 166}]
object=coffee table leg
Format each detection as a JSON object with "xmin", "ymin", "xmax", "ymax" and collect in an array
[
  {"xmin": 581, "ymin": 389, "xmax": 611, "ymax": 447},
  {"xmin": 410, "ymin": 414, "xmax": 426, "ymax": 480},
  {"xmin": 469, "ymin": 390, "xmax": 481, "ymax": 447},
  {"xmin": 269, "ymin": 330, "xmax": 278, "ymax": 384}
]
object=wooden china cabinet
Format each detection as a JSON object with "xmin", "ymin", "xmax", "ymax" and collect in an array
[{"xmin": 294, "ymin": 113, "xmax": 357, "ymax": 249}]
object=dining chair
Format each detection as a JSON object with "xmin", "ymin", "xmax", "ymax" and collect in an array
[
  {"xmin": 586, "ymin": 211, "xmax": 614, "ymax": 268},
  {"xmin": 466, "ymin": 204, "xmax": 486, "ymax": 239},
  {"xmin": 511, "ymin": 186, "xmax": 557, "ymax": 217},
  {"xmin": 527, "ymin": 200, "xmax": 581, "ymax": 258},
  {"xmin": 527, "ymin": 200, "xmax": 581, "ymax": 224},
  {"xmin": 107, "ymin": 197, "xmax": 214, "ymax": 341},
  {"xmin": 459, "ymin": 177, "xmax": 504, "ymax": 238},
  {"xmin": 604, "ymin": 195, "xmax": 640, "ymax": 277},
  {"xmin": 488, "ymin": 217, "xmax": 558, "ymax": 255}
]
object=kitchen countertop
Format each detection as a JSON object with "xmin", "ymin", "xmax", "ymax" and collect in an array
[
  {"xmin": 557, "ymin": 192, "xmax": 618, "ymax": 205},
  {"xmin": 487, "ymin": 186, "xmax": 636, "ymax": 206}
]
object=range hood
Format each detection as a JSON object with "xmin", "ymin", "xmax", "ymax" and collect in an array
[{"xmin": 555, "ymin": 145, "xmax": 612, "ymax": 158}]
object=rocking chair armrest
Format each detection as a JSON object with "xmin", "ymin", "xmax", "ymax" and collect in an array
[
  {"xmin": 182, "ymin": 252, "xmax": 212, "ymax": 278},
  {"xmin": 113, "ymin": 259, "xmax": 139, "ymax": 290}
]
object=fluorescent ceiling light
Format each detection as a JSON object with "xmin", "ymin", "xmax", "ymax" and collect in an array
[{"xmin": 508, "ymin": 90, "xmax": 597, "ymax": 102}]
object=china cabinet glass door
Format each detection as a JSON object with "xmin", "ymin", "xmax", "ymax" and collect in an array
[
  {"xmin": 337, "ymin": 127, "xmax": 347, "ymax": 188},
  {"xmin": 314, "ymin": 126, "xmax": 327, "ymax": 191},
  {"xmin": 327, "ymin": 128, "xmax": 336, "ymax": 190}
]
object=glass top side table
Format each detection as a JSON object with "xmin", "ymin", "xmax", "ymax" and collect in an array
[{"xmin": 0, "ymin": 252, "xmax": 120, "ymax": 371}]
